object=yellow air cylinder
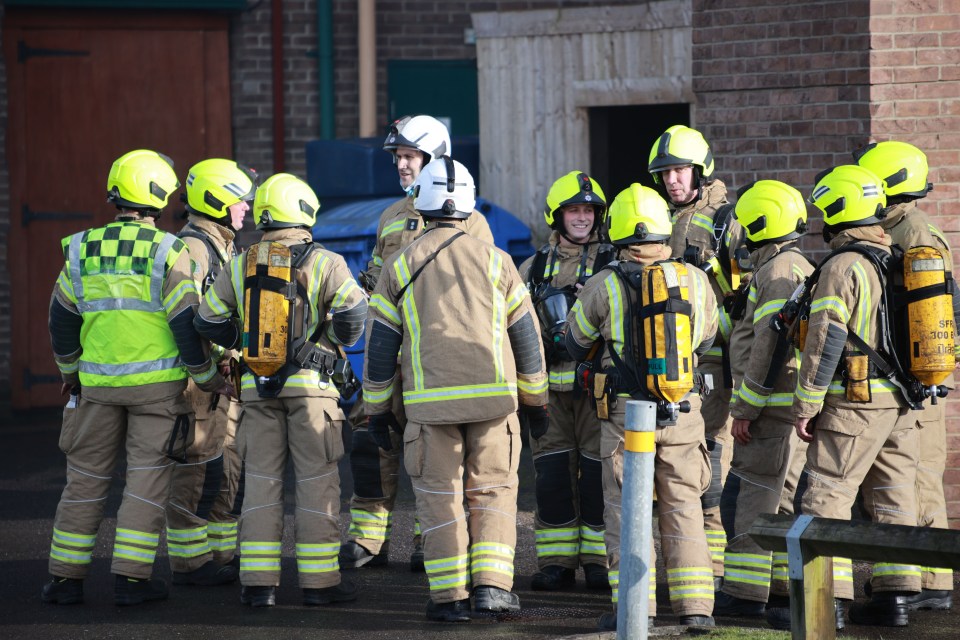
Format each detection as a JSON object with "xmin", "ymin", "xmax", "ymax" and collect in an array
[
  {"xmin": 904, "ymin": 245, "xmax": 955, "ymax": 387},
  {"xmin": 641, "ymin": 261, "xmax": 694, "ymax": 404},
  {"xmin": 243, "ymin": 242, "xmax": 293, "ymax": 377}
]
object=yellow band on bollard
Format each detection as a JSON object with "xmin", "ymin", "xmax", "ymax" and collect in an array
[{"xmin": 624, "ymin": 431, "xmax": 655, "ymax": 453}]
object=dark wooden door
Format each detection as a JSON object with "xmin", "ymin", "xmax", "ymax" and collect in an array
[{"xmin": 4, "ymin": 10, "xmax": 233, "ymax": 408}]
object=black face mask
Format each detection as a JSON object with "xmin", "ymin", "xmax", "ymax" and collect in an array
[{"xmin": 822, "ymin": 226, "xmax": 834, "ymax": 243}]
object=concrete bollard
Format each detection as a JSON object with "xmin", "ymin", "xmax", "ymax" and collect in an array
[{"xmin": 618, "ymin": 400, "xmax": 657, "ymax": 640}]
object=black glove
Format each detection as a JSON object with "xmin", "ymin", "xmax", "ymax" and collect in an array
[
  {"xmin": 368, "ymin": 412, "xmax": 401, "ymax": 451},
  {"xmin": 519, "ymin": 404, "xmax": 550, "ymax": 440}
]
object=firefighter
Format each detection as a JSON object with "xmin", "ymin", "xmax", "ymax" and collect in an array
[
  {"xmin": 341, "ymin": 115, "xmax": 495, "ymax": 572},
  {"xmin": 855, "ymin": 140, "xmax": 957, "ymax": 611},
  {"xmin": 363, "ymin": 157, "xmax": 548, "ymax": 622},
  {"xmin": 712, "ymin": 180, "xmax": 816, "ymax": 616},
  {"xmin": 519, "ymin": 171, "xmax": 612, "ymax": 592},
  {"xmin": 166, "ymin": 159, "xmax": 257, "ymax": 586},
  {"xmin": 772, "ymin": 164, "xmax": 922, "ymax": 628},
  {"xmin": 42, "ymin": 149, "xmax": 232, "ymax": 606},
  {"xmin": 648, "ymin": 125, "xmax": 743, "ymax": 581},
  {"xmin": 195, "ymin": 173, "xmax": 367, "ymax": 607},
  {"xmin": 566, "ymin": 183, "xmax": 718, "ymax": 631}
]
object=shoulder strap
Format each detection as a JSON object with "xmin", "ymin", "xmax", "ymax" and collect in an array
[
  {"xmin": 287, "ymin": 242, "xmax": 328, "ymax": 344},
  {"xmin": 713, "ymin": 203, "xmax": 735, "ymax": 251},
  {"xmin": 529, "ymin": 244, "xmax": 551, "ymax": 288},
  {"xmin": 397, "ymin": 231, "xmax": 466, "ymax": 299},
  {"xmin": 588, "ymin": 243, "xmax": 617, "ymax": 285},
  {"xmin": 179, "ymin": 226, "xmax": 224, "ymax": 289},
  {"xmin": 603, "ymin": 263, "xmax": 644, "ymax": 396}
]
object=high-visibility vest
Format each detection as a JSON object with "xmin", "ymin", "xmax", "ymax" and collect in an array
[{"xmin": 61, "ymin": 221, "xmax": 191, "ymax": 388}]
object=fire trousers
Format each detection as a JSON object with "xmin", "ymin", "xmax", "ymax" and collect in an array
[
  {"xmin": 346, "ymin": 389, "xmax": 420, "ymax": 555},
  {"xmin": 403, "ymin": 414, "xmax": 521, "ymax": 605},
  {"xmin": 601, "ymin": 398, "xmax": 714, "ymax": 617},
  {"xmin": 914, "ymin": 401, "xmax": 953, "ymax": 590},
  {"xmin": 719, "ymin": 415, "xmax": 811, "ymax": 602},
  {"xmin": 237, "ymin": 396, "xmax": 344, "ymax": 589},
  {"xmin": 799, "ymin": 405, "xmax": 921, "ymax": 598},
  {"xmin": 699, "ymin": 358, "xmax": 732, "ymax": 577},
  {"xmin": 49, "ymin": 392, "xmax": 192, "ymax": 580},
  {"xmin": 167, "ymin": 395, "xmax": 243, "ymax": 572},
  {"xmin": 530, "ymin": 389, "xmax": 605, "ymax": 570}
]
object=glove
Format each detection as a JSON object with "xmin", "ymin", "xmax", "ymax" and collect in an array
[
  {"xmin": 519, "ymin": 404, "xmax": 550, "ymax": 440},
  {"xmin": 368, "ymin": 412, "xmax": 401, "ymax": 451}
]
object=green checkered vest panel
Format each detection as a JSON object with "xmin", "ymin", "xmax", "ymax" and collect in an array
[{"xmin": 61, "ymin": 221, "xmax": 189, "ymax": 387}]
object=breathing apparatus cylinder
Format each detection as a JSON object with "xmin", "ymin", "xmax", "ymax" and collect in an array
[
  {"xmin": 902, "ymin": 245, "xmax": 955, "ymax": 394},
  {"xmin": 243, "ymin": 242, "xmax": 295, "ymax": 378},
  {"xmin": 640, "ymin": 261, "xmax": 694, "ymax": 406}
]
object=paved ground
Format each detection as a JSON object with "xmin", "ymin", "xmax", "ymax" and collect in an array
[{"xmin": 0, "ymin": 403, "xmax": 956, "ymax": 639}]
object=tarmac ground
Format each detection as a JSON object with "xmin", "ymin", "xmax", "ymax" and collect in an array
[{"xmin": 0, "ymin": 404, "xmax": 956, "ymax": 639}]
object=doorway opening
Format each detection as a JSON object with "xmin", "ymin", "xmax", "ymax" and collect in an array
[{"xmin": 589, "ymin": 103, "xmax": 691, "ymax": 200}]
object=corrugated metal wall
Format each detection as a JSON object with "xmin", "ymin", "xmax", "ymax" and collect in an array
[{"xmin": 473, "ymin": 1, "xmax": 692, "ymax": 231}]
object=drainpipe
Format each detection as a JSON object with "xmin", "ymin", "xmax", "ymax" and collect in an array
[
  {"xmin": 358, "ymin": 0, "xmax": 376, "ymax": 137},
  {"xmin": 272, "ymin": 0, "xmax": 285, "ymax": 171},
  {"xmin": 317, "ymin": 0, "xmax": 334, "ymax": 139}
]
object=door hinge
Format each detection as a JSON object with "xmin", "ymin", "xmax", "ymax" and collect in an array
[
  {"xmin": 18, "ymin": 40, "xmax": 90, "ymax": 63},
  {"xmin": 22, "ymin": 204, "xmax": 93, "ymax": 227},
  {"xmin": 23, "ymin": 368, "xmax": 62, "ymax": 391}
]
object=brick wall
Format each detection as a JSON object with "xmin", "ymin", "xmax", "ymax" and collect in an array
[
  {"xmin": 693, "ymin": 0, "xmax": 872, "ymax": 261},
  {"xmin": 228, "ymin": 0, "xmax": 642, "ymax": 177},
  {"xmin": 694, "ymin": 0, "xmax": 960, "ymax": 528},
  {"xmin": 868, "ymin": 0, "xmax": 960, "ymax": 528},
  {"xmin": 0, "ymin": 3, "xmax": 9, "ymax": 398}
]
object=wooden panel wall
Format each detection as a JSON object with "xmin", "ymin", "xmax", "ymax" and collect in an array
[{"xmin": 473, "ymin": 1, "xmax": 692, "ymax": 231}]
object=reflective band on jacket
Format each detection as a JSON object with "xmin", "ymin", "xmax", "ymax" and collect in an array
[{"xmin": 63, "ymin": 222, "xmax": 188, "ymax": 388}]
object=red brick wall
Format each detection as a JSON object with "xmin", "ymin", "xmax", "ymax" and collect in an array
[
  {"xmin": 868, "ymin": 0, "xmax": 960, "ymax": 528},
  {"xmin": 692, "ymin": 0, "xmax": 872, "ymax": 261},
  {"xmin": 694, "ymin": 0, "xmax": 960, "ymax": 527}
]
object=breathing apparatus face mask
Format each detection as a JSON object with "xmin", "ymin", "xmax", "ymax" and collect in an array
[
  {"xmin": 734, "ymin": 246, "xmax": 754, "ymax": 273},
  {"xmin": 533, "ymin": 283, "xmax": 577, "ymax": 337}
]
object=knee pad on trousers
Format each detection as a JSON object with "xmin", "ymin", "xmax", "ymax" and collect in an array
[
  {"xmin": 229, "ymin": 462, "xmax": 245, "ymax": 518},
  {"xmin": 579, "ymin": 455, "xmax": 604, "ymax": 528},
  {"xmin": 195, "ymin": 455, "xmax": 225, "ymax": 520},
  {"xmin": 350, "ymin": 429, "xmax": 386, "ymax": 499},
  {"xmin": 701, "ymin": 438, "xmax": 724, "ymax": 510},
  {"xmin": 719, "ymin": 472, "xmax": 741, "ymax": 539},
  {"xmin": 534, "ymin": 450, "xmax": 576, "ymax": 525},
  {"xmin": 793, "ymin": 468, "xmax": 810, "ymax": 514}
]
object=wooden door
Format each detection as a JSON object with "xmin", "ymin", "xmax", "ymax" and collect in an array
[{"xmin": 4, "ymin": 10, "xmax": 232, "ymax": 408}]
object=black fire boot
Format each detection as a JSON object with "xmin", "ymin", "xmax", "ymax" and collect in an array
[
  {"xmin": 473, "ymin": 586, "xmax": 520, "ymax": 612},
  {"xmin": 114, "ymin": 574, "xmax": 169, "ymax": 606},
  {"xmin": 303, "ymin": 578, "xmax": 359, "ymax": 605},
  {"xmin": 426, "ymin": 598, "xmax": 471, "ymax": 622},
  {"xmin": 848, "ymin": 591, "xmax": 910, "ymax": 627},
  {"xmin": 713, "ymin": 590, "xmax": 765, "ymax": 617},
  {"xmin": 240, "ymin": 585, "xmax": 276, "ymax": 607},
  {"xmin": 338, "ymin": 541, "xmax": 387, "ymax": 569},
  {"xmin": 583, "ymin": 563, "xmax": 610, "ymax": 590},
  {"xmin": 41, "ymin": 576, "xmax": 84, "ymax": 605},
  {"xmin": 172, "ymin": 560, "xmax": 239, "ymax": 586},
  {"xmin": 530, "ymin": 565, "xmax": 575, "ymax": 591}
]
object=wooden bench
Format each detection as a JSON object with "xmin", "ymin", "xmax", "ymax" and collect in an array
[{"xmin": 748, "ymin": 513, "xmax": 960, "ymax": 640}]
